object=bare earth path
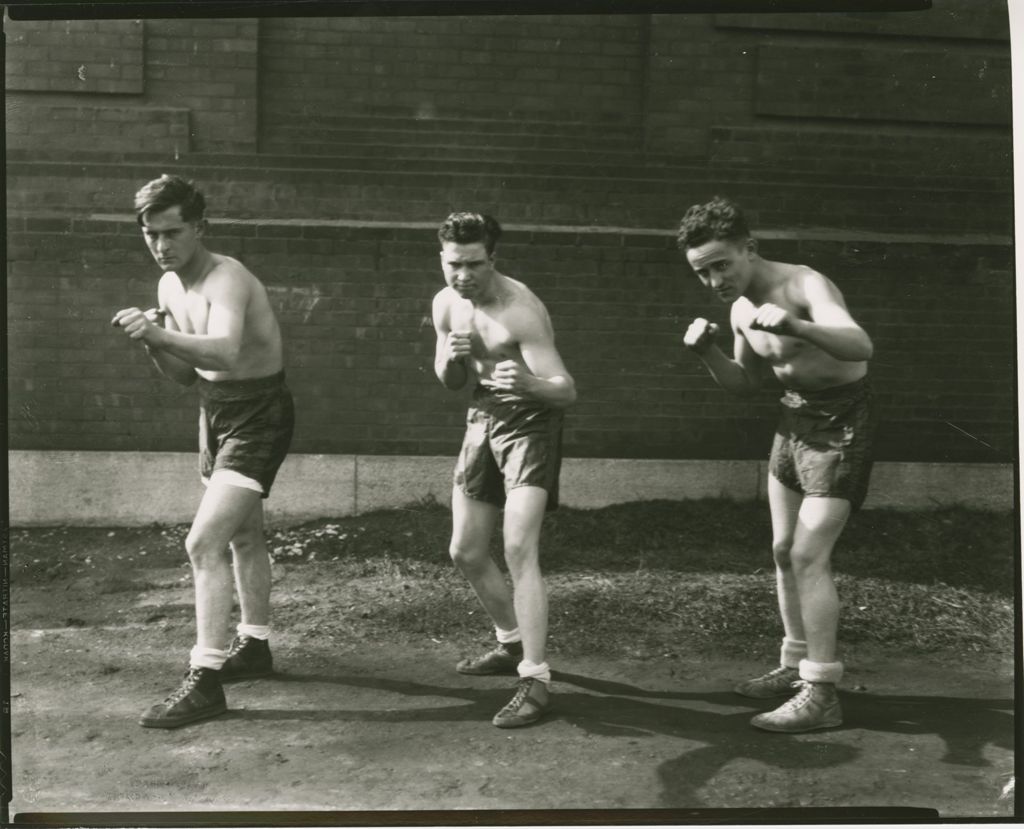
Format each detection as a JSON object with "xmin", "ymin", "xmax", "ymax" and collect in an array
[
  {"xmin": 9, "ymin": 628, "xmax": 1013, "ymax": 819},
  {"xmin": 6, "ymin": 515, "xmax": 1016, "ymax": 823}
]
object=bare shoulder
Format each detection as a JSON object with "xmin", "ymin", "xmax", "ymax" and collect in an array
[
  {"xmin": 504, "ymin": 275, "xmax": 549, "ymax": 315},
  {"xmin": 432, "ymin": 284, "xmax": 459, "ymax": 313},
  {"xmin": 210, "ymin": 253, "xmax": 258, "ymax": 283}
]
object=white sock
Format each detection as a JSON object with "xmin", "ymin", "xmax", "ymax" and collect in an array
[
  {"xmin": 517, "ymin": 659, "xmax": 551, "ymax": 685},
  {"xmin": 799, "ymin": 658, "xmax": 844, "ymax": 685},
  {"xmin": 781, "ymin": 637, "xmax": 808, "ymax": 669},
  {"xmin": 189, "ymin": 645, "xmax": 229, "ymax": 671},
  {"xmin": 495, "ymin": 625, "xmax": 521, "ymax": 645},
  {"xmin": 237, "ymin": 623, "xmax": 270, "ymax": 640}
]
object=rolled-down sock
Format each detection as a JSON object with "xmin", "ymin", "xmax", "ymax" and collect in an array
[{"xmin": 798, "ymin": 658, "xmax": 844, "ymax": 685}]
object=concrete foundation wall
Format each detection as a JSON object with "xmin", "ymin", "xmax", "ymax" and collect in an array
[{"xmin": 8, "ymin": 451, "xmax": 1014, "ymax": 527}]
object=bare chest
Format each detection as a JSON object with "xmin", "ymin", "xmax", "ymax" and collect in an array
[
  {"xmin": 168, "ymin": 289, "xmax": 212, "ymax": 335},
  {"xmin": 742, "ymin": 326, "xmax": 811, "ymax": 363}
]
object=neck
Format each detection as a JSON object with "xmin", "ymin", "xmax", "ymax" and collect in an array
[
  {"xmin": 741, "ymin": 256, "xmax": 776, "ymax": 304},
  {"xmin": 176, "ymin": 247, "xmax": 214, "ymax": 287},
  {"xmin": 470, "ymin": 271, "xmax": 505, "ymax": 307}
]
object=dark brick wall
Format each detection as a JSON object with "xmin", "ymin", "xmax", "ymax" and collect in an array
[
  {"xmin": 7, "ymin": 218, "xmax": 1014, "ymax": 463},
  {"xmin": 258, "ymin": 15, "xmax": 648, "ymax": 127},
  {"xmin": 6, "ymin": 17, "xmax": 259, "ymax": 152},
  {"xmin": 5, "ymin": 6, "xmax": 1014, "ymax": 464}
]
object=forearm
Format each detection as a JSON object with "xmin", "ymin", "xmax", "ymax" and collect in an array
[
  {"xmin": 791, "ymin": 320, "xmax": 873, "ymax": 361},
  {"xmin": 435, "ymin": 357, "xmax": 468, "ymax": 390},
  {"xmin": 147, "ymin": 327, "xmax": 239, "ymax": 371},
  {"xmin": 525, "ymin": 374, "xmax": 577, "ymax": 408},
  {"xmin": 144, "ymin": 344, "xmax": 197, "ymax": 386},
  {"xmin": 697, "ymin": 347, "xmax": 759, "ymax": 394}
]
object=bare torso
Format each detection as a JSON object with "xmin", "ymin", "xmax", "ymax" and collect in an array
[
  {"xmin": 734, "ymin": 262, "xmax": 867, "ymax": 391},
  {"xmin": 441, "ymin": 275, "xmax": 541, "ymax": 386},
  {"xmin": 160, "ymin": 254, "xmax": 284, "ymax": 382}
]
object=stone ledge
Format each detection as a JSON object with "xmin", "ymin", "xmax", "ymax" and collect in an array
[{"xmin": 8, "ymin": 451, "xmax": 1014, "ymax": 527}]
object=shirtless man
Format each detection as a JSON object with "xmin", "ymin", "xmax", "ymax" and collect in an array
[
  {"xmin": 678, "ymin": 196, "xmax": 876, "ymax": 733},
  {"xmin": 113, "ymin": 174, "xmax": 294, "ymax": 728},
  {"xmin": 431, "ymin": 212, "xmax": 576, "ymax": 728}
]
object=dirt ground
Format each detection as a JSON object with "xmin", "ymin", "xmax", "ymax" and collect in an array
[{"xmin": 6, "ymin": 531, "xmax": 1017, "ymax": 823}]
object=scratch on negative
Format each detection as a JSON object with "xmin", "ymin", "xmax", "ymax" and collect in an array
[{"xmin": 944, "ymin": 421, "xmax": 995, "ymax": 450}]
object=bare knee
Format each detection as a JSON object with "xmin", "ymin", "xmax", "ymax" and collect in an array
[
  {"xmin": 503, "ymin": 539, "xmax": 540, "ymax": 581},
  {"xmin": 772, "ymin": 538, "xmax": 794, "ymax": 569},
  {"xmin": 789, "ymin": 544, "xmax": 831, "ymax": 576},
  {"xmin": 185, "ymin": 529, "xmax": 230, "ymax": 569},
  {"xmin": 449, "ymin": 541, "xmax": 490, "ymax": 574}
]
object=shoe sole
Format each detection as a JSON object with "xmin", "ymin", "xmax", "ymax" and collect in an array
[
  {"xmin": 734, "ymin": 686, "xmax": 800, "ymax": 699},
  {"xmin": 221, "ymin": 669, "xmax": 274, "ymax": 683},
  {"xmin": 750, "ymin": 716, "xmax": 843, "ymax": 733},
  {"xmin": 456, "ymin": 664, "xmax": 518, "ymax": 676},
  {"xmin": 492, "ymin": 710, "xmax": 547, "ymax": 728},
  {"xmin": 139, "ymin": 701, "xmax": 228, "ymax": 729}
]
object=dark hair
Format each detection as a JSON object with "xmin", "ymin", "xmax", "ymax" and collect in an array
[
  {"xmin": 676, "ymin": 196, "xmax": 750, "ymax": 250},
  {"xmin": 437, "ymin": 212, "xmax": 502, "ymax": 255},
  {"xmin": 134, "ymin": 174, "xmax": 207, "ymax": 226}
]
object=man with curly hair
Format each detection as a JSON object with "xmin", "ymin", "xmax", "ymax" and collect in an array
[{"xmin": 678, "ymin": 196, "xmax": 876, "ymax": 733}]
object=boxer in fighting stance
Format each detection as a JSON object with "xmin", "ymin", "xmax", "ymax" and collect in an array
[
  {"xmin": 113, "ymin": 174, "xmax": 294, "ymax": 727},
  {"xmin": 432, "ymin": 212, "xmax": 576, "ymax": 728},
  {"xmin": 679, "ymin": 196, "xmax": 876, "ymax": 733}
]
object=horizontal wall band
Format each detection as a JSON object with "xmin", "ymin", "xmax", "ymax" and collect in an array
[
  {"xmin": 39, "ymin": 212, "xmax": 1012, "ymax": 247},
  {"xmin": 8, "ymin": 451, "xmax": 1014, "ymax": 527}
]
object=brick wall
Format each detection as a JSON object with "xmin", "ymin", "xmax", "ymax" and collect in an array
[
  {"xmin": 5, "ymin": 6, "xmax": 1014, "ymax": 465},
  {"xmin": 7, "ymin": 217, "xmax": 1014, "ymax": 463},
  {"xmin": 5, "ymin": 16, "xmax": 259, "ymax": 152},
  {"xmin": 258, "ymin": 15, "xmax": 647, "ymax": 128}
]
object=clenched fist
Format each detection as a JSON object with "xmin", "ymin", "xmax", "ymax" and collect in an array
[
  {"xmin": 683, "ymin": 318, "xmax": 720, "ymax": 355},
  {"xmin": 748, "ymin": 303, "xmax": 795, "ymax": 335}
]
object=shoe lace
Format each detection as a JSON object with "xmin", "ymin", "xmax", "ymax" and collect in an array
[
  {"xmin": 774, "ymin": 679, "xmax": 812, "ymax": 713},
  {"xmin": 503, "ymin": 678, "xmax": 534, "ymax": 712},
  {"xmin": 226, "ymin": 636, "xmax": 249, "ymax": 658},
  {"xmin": 764, "ymin": 665, "xmax": 795, "ymax": 680},
  {"xmin": 164, "ymin": 668, "xmax": 203, "ymax": 705}
]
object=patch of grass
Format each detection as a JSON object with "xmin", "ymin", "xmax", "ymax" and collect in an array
[{"xmin": 9, "ymin": 500, "xmax": 1016, "ymax": 658}]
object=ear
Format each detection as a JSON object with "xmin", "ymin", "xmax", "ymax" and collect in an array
[
  {"xmin": 745, "ymin": 237, "xmax": 758, "ymax": 256},
  {"xmin": 195, "ymin": 218, "xmax": 209, "ymax": 237}
]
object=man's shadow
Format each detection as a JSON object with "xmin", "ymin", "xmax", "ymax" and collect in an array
[
  {"xmin": 553, "ymin": 671, "xmax": 1014, "ymax": 807},
  {"xmin": 218, "ymin": 662, "xmax": 991, "ymax": 809}
]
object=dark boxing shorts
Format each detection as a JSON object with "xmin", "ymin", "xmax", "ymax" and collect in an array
[
  {"xmin": 454, "ymin": 385, "xmax": 564, "ymax": 512},
  {"xmin": 768, "ymin": 376, "xmax": 877, "ymax": 510},
  {"xmin": 197, "ymin": 371, "xmax": 295, "ymax": 499}
]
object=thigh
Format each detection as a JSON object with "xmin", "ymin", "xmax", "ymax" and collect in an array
[
  {"xmin": 191, "ymin": 479, "xmax": 264, "ymax": 552},
  {"xmin": 767, "ymin": 472, "xmax": 803, "ymax": 544},
  {"xmin": 792, "ymin": 496, "xmax": 851, "ymax": 563},
  {"xmin": 502, "ymin": 486, "xmax": 549, "ymax": 560},
  {"xmin": 451, "ymin": 485, "xmax": 500, "ymax": 556},
  {"xmin": 228, "ymin": 497, "xmax": 266, "ymax": 552}
]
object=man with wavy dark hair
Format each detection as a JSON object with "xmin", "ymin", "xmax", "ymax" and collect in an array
[
  {"xmin": 678, "ymin": 196, "xmax": 876, "ymax": 733},
  {"xmin": 432, "ymin": 212, "xmax": 576, "ymax": 728},
  {"xmin": 113, "ymin": 174, "xmax": 294, "ymax": 728}
]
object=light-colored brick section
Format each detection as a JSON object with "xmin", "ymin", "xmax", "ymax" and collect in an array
[{"xmin": 5, "ymin": 18, "xmax": 144, "ymax": 94}]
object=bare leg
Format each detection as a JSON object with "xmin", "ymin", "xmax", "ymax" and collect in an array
[
  {"xmin": 767, "ymin": 473, "xmax": 807, "ymax": 643},
  {"xmin": 230, "ymin": 499, "xmax": 271, "ymax": 627},
  {"xmin": 449, "ymin": 486, "xmax": 517, "ymax": 631},
  {"xmin": 501, "ymin": 486, "xmax": 549, "ymax": 667},
  {"xmin": 186, "ymin": 482, "xmax": 265, "ymax": 651},
  {"xmin": 789, "ymin": 496, "xmax": 851, "ymax": 664}
]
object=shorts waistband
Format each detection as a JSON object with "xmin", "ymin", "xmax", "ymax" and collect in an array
[
  {"xmin": 781, "ymin": 375, "xmax": 870, "ymax": 408},
  {"xmin": 197, "ymin": 371, "xmax": 287, "ymax": 401}
]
